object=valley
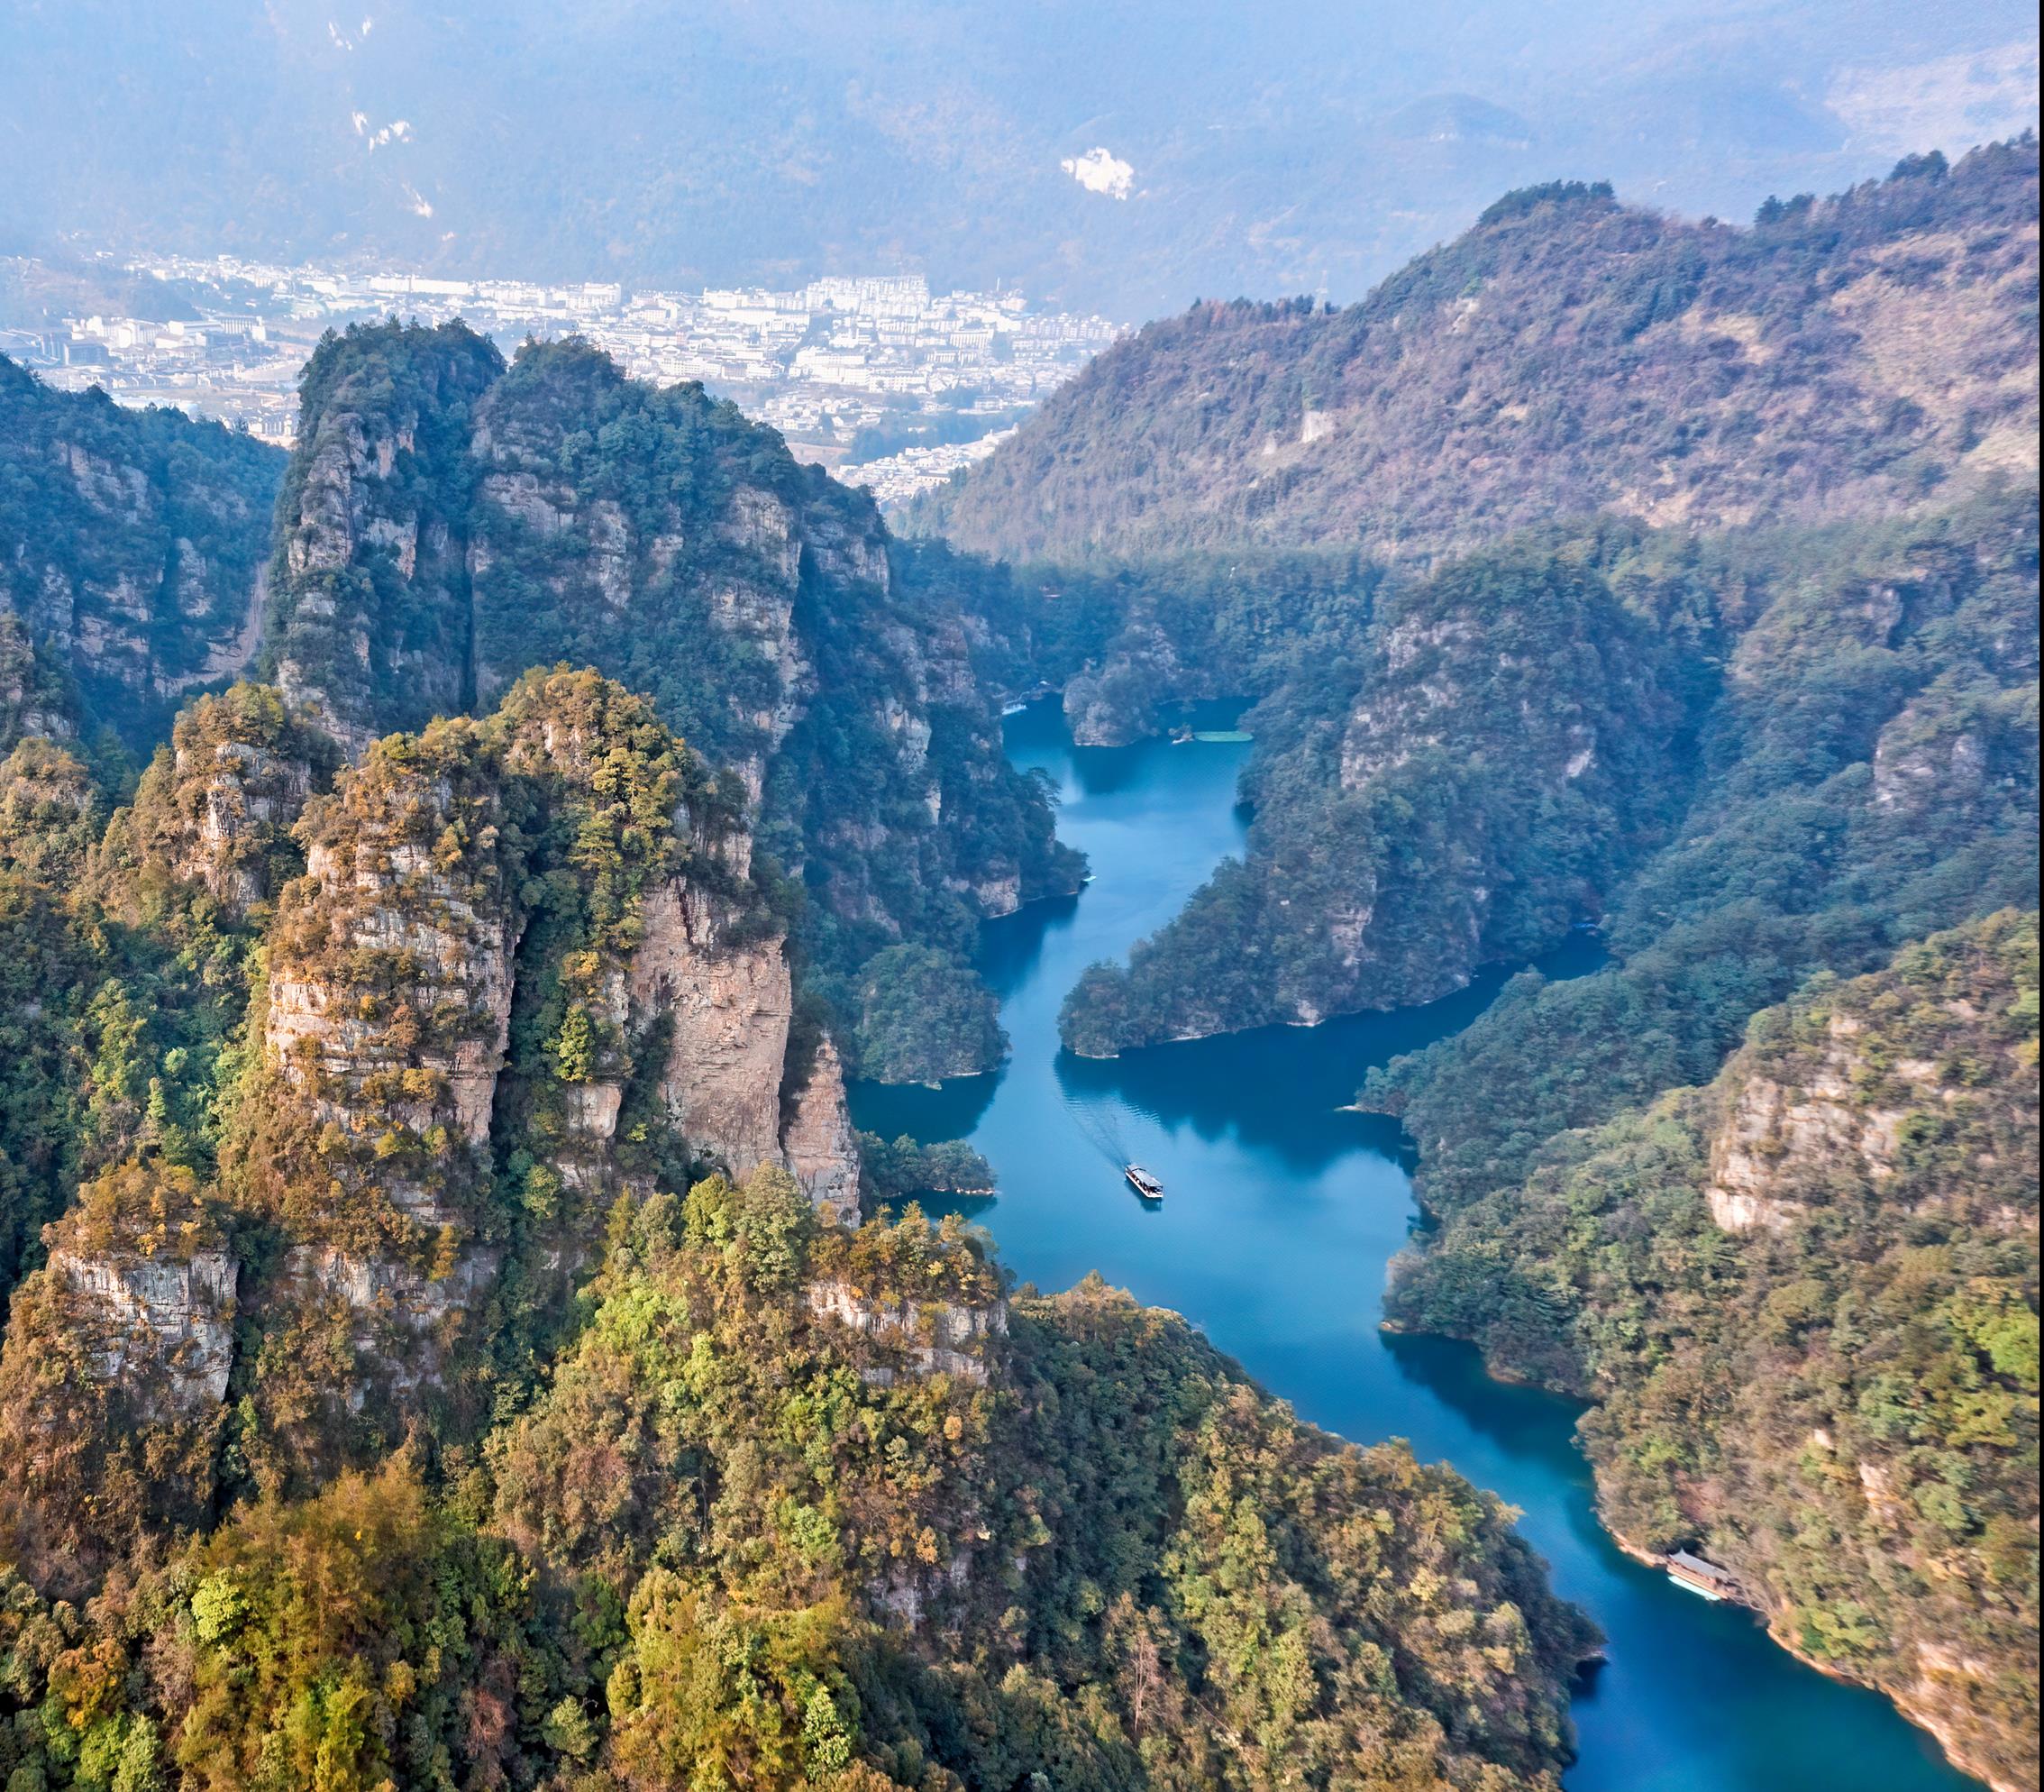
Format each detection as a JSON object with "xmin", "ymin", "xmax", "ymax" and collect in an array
[
  {"xmin": 853, "ymin": 699, "xmax": 1994, "ymax": 1792},
  {"xmin": 0, "ymin": 125, "xmax": 2033, "ymax": 1792}
]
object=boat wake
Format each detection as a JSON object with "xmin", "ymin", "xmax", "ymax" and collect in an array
[{"xmin": 1065, "ymin": 1096, "xmax": 1129, "ymax": 1171}]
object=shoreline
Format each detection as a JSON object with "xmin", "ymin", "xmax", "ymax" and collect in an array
[
  {"xmin": 1383, "ymin": 1217, "xmax": 2005, "ymax": 1791},
  {"xmin": 1593, "ymin": 1517, "xmax": 2003, "ymax": 1792}
]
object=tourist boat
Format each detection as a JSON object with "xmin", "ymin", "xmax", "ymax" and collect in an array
[
  {"xmin": 1124, "ymin": 1164, "xmax": 1164, "ymax": 1200},
  {"xmin": 1664, "ymin": 1549, "xmax": 1737, "ymax": 1601}
]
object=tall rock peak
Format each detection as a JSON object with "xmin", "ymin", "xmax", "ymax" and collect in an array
[
  {"xmin": 104, "ymin": 681, "xmax": 337, "ymax": 917},
  {"xmin": 257, "ymin": 325, "xmax": 1076, "ymax": 1069},
  {"xmin": 263, "ymin": 321, "xmax": 504, "ymax": 754}
]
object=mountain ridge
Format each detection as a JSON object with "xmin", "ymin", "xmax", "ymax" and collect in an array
[{"xmin": 916, "ymin": 138, "xmax": 2040, "ymax": 562}]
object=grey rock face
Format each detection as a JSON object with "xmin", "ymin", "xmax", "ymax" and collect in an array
[
  {"xmin": 781, "ymin": 1036, "xmax": 863, "ymax": 1224},
  {"xmin": 51, "ymin": 1247, "xmax": 238, "ymax": 1416}
]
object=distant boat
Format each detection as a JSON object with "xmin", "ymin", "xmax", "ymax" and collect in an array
[
  {"xmin": 1124, "ymin": 1164, "xmax": 1164, "ymax": 1200},
  {"xmin": 1664, "ymin": 1550, "xmax": 1737, "ymax": 1601}
]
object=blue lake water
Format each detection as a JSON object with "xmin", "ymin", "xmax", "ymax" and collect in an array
[{"xmin": 849, "ymin": 699, "xmax": 1979, "ymax": 1792}]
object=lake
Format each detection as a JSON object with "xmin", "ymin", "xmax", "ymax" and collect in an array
[{"xmin": 849, "ymin": 699, "xmax": 1980, "ymax": 1792}]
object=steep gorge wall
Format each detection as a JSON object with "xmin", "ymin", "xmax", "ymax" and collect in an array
[
  {"xmin": 625, "ymin": 879, "xmax": 791, "ymax": 1183},
  {"xmin": 263, "ymin": 321, "xmax": 502, "ymax": 754},
  {"xmin": 1, "ymin": 353, "xmax": 284, "ymax": 751},
  {"xmin": 1628, "ymin": 920, "xmax": 2038, "ymax": 1791},
  {"xmin": 258, "ymin": 327, "xmax": 1076, "ymax": 1017}
]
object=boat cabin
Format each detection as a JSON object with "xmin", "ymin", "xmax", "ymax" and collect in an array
[
  {"xmin": 1665, "ymin": 1550, "xmax": 1737, "ymax": 1600},
  {"xmin": 1124, "ymin": 1164, "xmax": 1164, "ymax": 1200}
]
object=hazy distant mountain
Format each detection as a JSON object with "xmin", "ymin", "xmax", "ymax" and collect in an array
[
  {"xmin": 1, "ymin": 0, "xmax": 2035, "ymax": 316},
  {"xmin": 1382, "ymin": 94, "xmax": 1537, "ymax": 149}
]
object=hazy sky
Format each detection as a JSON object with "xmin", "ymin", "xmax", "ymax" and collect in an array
[{"xmin": 3, "ymin": 0, "xmax": 2037, "ymax": 315}]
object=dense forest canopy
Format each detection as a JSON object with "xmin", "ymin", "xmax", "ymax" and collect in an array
[{"xmin": 1056, "ymin": 485, "xmax": 2040, "ymax": 1056}]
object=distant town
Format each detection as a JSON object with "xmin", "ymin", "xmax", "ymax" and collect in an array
[{"xmin": 0, "ymin": 255, "xmax": 1127, "ymax": 505}]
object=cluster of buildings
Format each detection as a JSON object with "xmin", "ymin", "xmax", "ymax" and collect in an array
[
  {"xmin": 2, "ymin": 256, "xmax": 1123, "ymax": 502},
  {"xmin": 836, "ymin": 425, "xmax": 1019, "ymax": 507},
  {"xmin": 3, "ymin": 306, "xmax": 309, "ymax": 443}
]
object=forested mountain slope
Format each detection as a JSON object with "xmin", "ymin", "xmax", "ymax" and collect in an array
[
  {"xmin": 946, "ymin": 143, "xmax": 2044, "ymax": 1785},
  {"xmin": 0, "ymin": 681, "xmax": 1600, "ymax": 1789},
  {"xmin": 1060, "ymin": 487, "xmax": 2039, "ymax": 1052},
  {"xmin": 1321, "ymin": 489, "xmax": 2041, "ymax": 1787},
  {"xmin": 1058, "ymin": 534, "xmax": 1690, "ymax": 1049},
  {"xmin": 1383, "ymin": 913, "xmax": 2040, "ymax": 1791},
  {"xmin": 0, "ymin": 355, "xmax": 284, "ymax": 754},
  {"xmin": 1357, "ymin": 488, "xmax": 2039, "ymax": 1207},
  {"xmin": 260, "ymin": 324, "xmax": 1078, "ymax": 1078},
  {"xmin": 919, "ymin": 140, "xmax": 2039, "ymax": 565}
]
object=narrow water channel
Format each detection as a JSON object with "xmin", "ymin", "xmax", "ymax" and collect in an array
[{"xmin": 849, "ymin": 699, "xmax": 1980, "ymax": 1792}]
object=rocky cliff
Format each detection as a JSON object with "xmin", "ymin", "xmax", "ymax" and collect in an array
[
  {"xmin": 259, "ymin": 711, "xmax": 522, "ymax": 1230},
  {"xmin": 1, "ymin": 354, "xmax": 283, "ymax": 750},
  {"xmin": 463, "ymin": 339, "xmax": 1079, "ymax": 992},
  {"xmin": 4, "ymin": 325, "xmax": 1075, "ymax": 1085},
  {"xmin": 0, "ymin": 676, "xmax": 1602, "ymax": 1792},
  {"xmin": 624, "ymin": 879, "xmax": 791, "ymax": 1180},
  {"xmin": 806, "ymin": 1276, "xmax": 1008, "ymax": 1387},
  {"xmin": 778, "ymin": 1035, "xmax": 863, "ymax": 1225},
  {"xmin": 0, "ymin": 670, "xmax": 864, "ymax": 1528},
  {"xmin": 259, "ymin": 328, "xmax": 1078, "ymax": 1076},
  {"xmin": 1632, "ymin": 918, "xmax": 2039, "ymax": 1791},
  {"xmin": 0, "ymin": 1159, "xmax": 235, "ymax": 1591},
  {"xmin": 94, "ymin": 681, "xmax": 338, "ymax": 919},
  {"xmin": 241, "ymin": 672, "xmax": 864, "ymax": 1467},
  {"xmin": 1060, "ymin": 543, "xmax": 1682, "ymax": 1052},
  {"xmin": 262, "ymin": 321, "xmax": 503, "ymax": 754}
]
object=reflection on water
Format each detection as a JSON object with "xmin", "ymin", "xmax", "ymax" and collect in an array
[{"xmin": 849, "ymin": 699, "xmax": 1979, "ymax": 1792}]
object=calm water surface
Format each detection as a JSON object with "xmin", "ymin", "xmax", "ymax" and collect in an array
[{"xmin": 851, "ymin": 699, "xmax": 1979, "ymax": 1792}]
